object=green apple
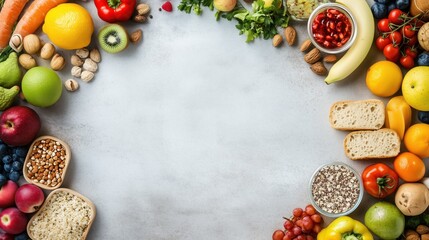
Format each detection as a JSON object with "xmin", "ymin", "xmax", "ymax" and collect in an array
[
  {"xmin": 364, "ymin": 201, "xmax": 404, "ymax": 240},
  {"xmin": 21, "ymin": 66, "xmax": 62, "ymax": 108},
  {"xmin": 402, "ymin": 66, "xmax": 429, "ymax": 111}
]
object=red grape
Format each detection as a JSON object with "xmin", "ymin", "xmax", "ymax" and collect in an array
[
  {"xmin": 292, "ymin": 226, "xmax": 302, "ymax": 235},
  {"xmin": 273, "ymin": 230, "xmax": 285, "ymax": 240},
  {"xmin": 295, "ymin": 219, "xmax": 303, "ymax": 228},
  {"xmin": 313, "ymin": 224, "xmax": 322, "ymax": 233},
  {"xmin": 284, "ymin": 219, "xmax": 294, "ymax": 230},
  {"xmin": 310, "ymin": 214, "xmax": 322, "ymax": 223},
  {"xmin": 296, "ymin": 234, "xmax": 306, "ymax": 240},
  {"xmin": 302, "ymin": 216, "xmax": 314, "ymax": 231},
  {"xmin": 306, "ymin": 235, "xmax": 314, "ymax": 240},
  {"xmin": 304, "ymin": 205, "xmax": 316, "ymax": 216},
  {"xmin": 293, "ymin": 208, "xmax": 303, "ymax": 217},
  {"xmin": 285, "ymin": 231, "xmax": 295, "ymax": 240}
]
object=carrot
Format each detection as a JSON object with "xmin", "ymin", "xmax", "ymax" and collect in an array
[
  {"xmin": 9, "ymin": 0, "xmax": 68, "ymax": 52},
  {"xmin": 0, "ymin": 0, "xmax": 29, "ymax": 50}
]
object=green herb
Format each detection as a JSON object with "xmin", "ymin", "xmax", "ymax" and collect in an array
[
  {"xmin": 405, "ymin": 213, "xmax": 429, "ymax": 229},
  {"xmin": 177, "ymin": 0, "xmax": 214, "ymax": 15},
  {"xmin": 0, "ymin": 47, "xmax": 13, "ymax": 63},
  {"xmin": 223, "ymin": 0, "xmax": 289, "ymax": 42}
]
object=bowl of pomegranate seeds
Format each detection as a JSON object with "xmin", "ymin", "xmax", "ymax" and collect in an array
[{"xmin": 307, "ymin": 3, "xmax": 357, "ymax": 54}]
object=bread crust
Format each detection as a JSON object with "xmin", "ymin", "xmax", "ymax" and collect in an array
[
  {"xmin": 329, "ymin": 99, "xmax": 385, "ymax": 131},
  {"xmin": 343, "ymin": 128, "xmax": 400, "ymax": 160}
]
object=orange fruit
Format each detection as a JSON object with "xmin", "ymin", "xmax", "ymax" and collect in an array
[
  {"xmin": 366, "ymin": 61, "xmax": 403, "ymax": 97},
  {"xmin": 404, "ymin": 123, "xmax": 429, "ymax": 158},
  {"xmin": 393, "ymin": 152, "xmax": 425, "ymax": 182}
]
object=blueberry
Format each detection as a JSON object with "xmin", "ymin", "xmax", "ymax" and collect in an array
[
  {"xmin": 0, "ymin": 174, "xmax": 7, "ymax": 187},
  {"xmin": 2, "ymin": 155, "xmax": 12, "ymax": 164},
  {"xmin": 18, "ymin": 157, "xmax": 25, "ymax": 164},
  {"xmin": 387, "ymin": 2, "xmax": 397, "ymax": 12},
  {"xmin": 371, "ymin": 2, "xmax": 388, "ymax": 19},
  {"xmin": 396, "ymin": 0, "xmax": 410, "ymax": 10},
  {"xmin": 375, "ymin": 0, "xmax": 392, "ymax": 4},
  {"xmin": 0, "ymin": 144, "xmax": 7, "ymax": 157},
  {"xmin": 14, "ymin": 146, "xmax": 28, "ymax": 158},
  {"xmin": 3, "ymin": 163, "xmax": 12, "ymax": 173},
  {"xmin": 14, "ymin": 232, "xmax": 29, "ymax": 240},
  {"xmin": 417, "ymin": 52, "xmax": 429, "ymax": 66},
  {"xmin": 12, "ymin": 153, "xmax": 19, "ymax": 162},
  {"xmin": 11, "ymin": 161, "xmax": 22, "ymax": 172},
  {"xmin": 8, "ymin": 171, "xmax": 20, "ymax": 182},
  {"xmin": 418, "ymin": 111, "xmax": 429, "ymax": 124}
]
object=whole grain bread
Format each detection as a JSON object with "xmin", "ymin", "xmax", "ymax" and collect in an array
[
  {"xmin": 344, "ymin": 128, "xmax": 400, "ymax": 160},
  {"xmin": 329, "ymin": 99, "xmax": 385, "ymax": 130}
]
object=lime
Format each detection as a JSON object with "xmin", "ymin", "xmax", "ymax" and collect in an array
[
  {"xmin": 42, "ymin": 3, "xmax": 94, "ymax": 50},
  {"xmin": 21, "ymin": 67, "xmax": 62, "ymax": 107}
]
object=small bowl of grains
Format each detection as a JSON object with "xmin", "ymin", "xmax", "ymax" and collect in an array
[
  {"xmin": 309, "ymin": 162, "xmax": 363, "ymax": 218},
  {"xmin": 23, "ymin": 136, "xmax": 71, "ymax": 190}
]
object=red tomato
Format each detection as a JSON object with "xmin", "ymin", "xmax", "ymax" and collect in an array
[
  {"xmin": 388, "ymin": 9, "xmax": 404, "ymax": 24},
  {"xmin": 405, "ymin": 46, "xmax": 418, "ymax": 58},
  {"xmin": 383, "ymin": 43, "xmax": 400, "ymax": 62},
  {"xmin": 377, "ymin": 18, "xmax": 391, "ymax": 32},
  {"xmin": 389, "ymin": 31, "xmax": 403, "ymax": 44},
  {"xmin": 400, "ymin": 55, "xmax": 415, "ymax": 69},
  {"xmin": 406, "ymin": 35, "xmax": 418, "ymax": 46},
  {"xmin": 375, "ymin": 36, "xmax": 392, "ymax": 51},
  {"xmin": 402, "ymin": 24, "xmax": 416, "ymax": 38},
  {"xmin": 362, "ymin": 163, "xmax": 399, "ymax": 198}
]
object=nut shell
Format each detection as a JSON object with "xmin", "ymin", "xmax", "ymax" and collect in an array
[
  {"xmin": 304, "ymin": 48, "xmax": 321, "ymax": 64},
  {"xmin": 284, "ymin": 26, "xmax": 297, "ymax": 46},
  {"xmin": 40, "ymin": 43, "xmax": 55, "ymax": 60},
  {"xmin": 418, "ymin": 22, "xmax": 429, "ymax": 51},
  {"xmin": 23, "ymin": 34, "xmax": 41, "ymax": 54},
  {"xmin": 272, "ymin": 34, "xmax": 283, "ymax": 47},
  {"xmin": 18, "ymin": 54, "xmax": 37, "ymax": 70}
]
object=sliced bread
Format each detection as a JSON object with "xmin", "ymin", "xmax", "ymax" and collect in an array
[
  {"xmin": 344, "ymin": 128, "xmax": 400, "ymax": 160},
  {"xmin": 329, "ymin": 99, "xmax": 385, "ymax": 130}
]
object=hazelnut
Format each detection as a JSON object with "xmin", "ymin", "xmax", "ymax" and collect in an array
[
  {"xmin": 18, "ymin": 54, "xmax": 37, "ymax": 70},
  {"xmin": 50, "ymin": 53, "xmax": 66, "ymax": 71},
  {"xmin": 40, "ymin": 43, "xmax": 56, "ymax": 60}
]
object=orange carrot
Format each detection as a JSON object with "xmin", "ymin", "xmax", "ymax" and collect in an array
[
  {"xmin": 9, "ymin": 0, "xmax": 68, "ymax": 52},
  {"xmin": 0, "ymin": 0, "xmax": 29, "ymax": 50}
]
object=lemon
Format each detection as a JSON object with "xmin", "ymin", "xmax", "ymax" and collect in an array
[
  {"xmin": 366, "ymin": 61, "xmax": 403, "ymax": 97},
  {"xmin": 43, "ymin": 3, "xmax": 94, "ymax": 50}
]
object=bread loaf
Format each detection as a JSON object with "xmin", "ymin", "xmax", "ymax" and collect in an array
[
  {"xmin": 329, "ymin": 99, "xmax": 385, "ymax": 130},
  {"xmin": 344, "ymin": 128, "xmax": 400, "ymax": 160}
]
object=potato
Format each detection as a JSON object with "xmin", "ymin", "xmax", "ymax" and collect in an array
[
  {"xmin": 418, "ymin": 23, "xmax": 429, "ymax": 51},
  {"xmin": 395, "ymin": 183, "xmax": 429, "ymax": 216}
]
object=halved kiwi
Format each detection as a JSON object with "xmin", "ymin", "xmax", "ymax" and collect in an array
[{"xmin": 98, "ymin": 24, "xmax": 129, "ymax": 54}]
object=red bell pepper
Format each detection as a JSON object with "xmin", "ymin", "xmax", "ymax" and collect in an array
[
  {"xmin": 94, "ymin": 0, "xmax": 136, "ymax": 23},
  {"xmin": 362, "ymin": 163, "xmax": 399, "ymax": 199}
]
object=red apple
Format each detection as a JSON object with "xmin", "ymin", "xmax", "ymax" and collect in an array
[
  {"xmin": 0, "ymin": 105, "xmax": 41, "ymax": 146},
  {"xmin": 0, "ymin": 229, "xmax": 13, "ymax": 240},
  {"xmin": 15, "ymin": 184, "xmax": 44, "ymax": 213},
  {"xmin": 0, "ymin": 181, "xmax": 17, "ymax": 208},
  {"xmin": 0, "ymin": 208, "xmax": 27, "ymax": 234}
]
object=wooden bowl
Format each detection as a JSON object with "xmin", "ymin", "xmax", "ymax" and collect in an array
[
  {"xmin": 27, "ymin": 188, "xmax": 96, "ymax": 240},
  {"xmin": 23, "ymin": 136, "xmax": 71, "ymax": 190}
]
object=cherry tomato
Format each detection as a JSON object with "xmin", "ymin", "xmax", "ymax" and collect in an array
[
  {"xmin": 405, "ymin": 46, "xmax": 418, "ymax": 58},
  {"xmin": 389, "ymin": 31, "xmax": 403, "ymax": 44},
  {"xmin": 362, "ymin": 163, "xmax": 399, "ymax": 198},
  {"xmin": 400, "ymin": 55, "xmax": 415, "ymax": 69},
  {"xmin": 272, "ymin": 230, "xmax": 285, "ymax": 240},
  {"xmin": 388, "ymin": 9, "xmax": 404, "ymax": 24},
  {"xmin": 375, "ymin": 36, "xmax": 392, "ymax": 51},
  {"xmin": 377, "ymin": 18, "xmax": 391, "ymax": 32},
  {"xmin": 406, "ymin": 35, "xmax": 418, "ymax": 46},
  {"xmin": 383, "ymin": 43, "xmax": 400, "ymax": 62},
  {"xmin": 402, "ymin": 24, "xmax": 416, "ymax": 38},
  {"xmin": 394, "ymin": 152, "xmax": 425, "ymax": 182}
]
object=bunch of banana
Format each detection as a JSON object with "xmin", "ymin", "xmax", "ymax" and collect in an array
[{"xmin": 324, "ymin": 0, "xmax": 375, "ymax": 84}]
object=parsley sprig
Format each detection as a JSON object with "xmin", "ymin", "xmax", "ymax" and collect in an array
[{"xmin": 178, "ymin": 0, "xmax": 290, "ymax": 42}]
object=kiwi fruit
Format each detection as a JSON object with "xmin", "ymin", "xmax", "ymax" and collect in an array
[{"xmin": 98, "ymin": 24, "xmax": 129, "ymax": 54}]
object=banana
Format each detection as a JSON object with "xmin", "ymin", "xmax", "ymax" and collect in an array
[{"xmin": 324, "ymin": 0, "xmax": 375, "ymax": 84}]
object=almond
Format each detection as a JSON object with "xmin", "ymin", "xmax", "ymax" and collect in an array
[
  {"xmin": 284, "ymin": 26, "xmax": 297, "ymax": 46},
  {"xmin": 272, "ymin": 34, "xmax": 283, "ymax": 47},
  {"xmin": 323, "ymin": 54, "xmax": 338, "ymax": 63},
  {"xmin": 310, "ymin": 62, "xmax": 328, "ymax": 76},
  {"xmin": 304, "ymin": 48, "xmax": 321, "ymax": 64},
  {"xmin": 300, "ymin": 39, "xmax": 312, "ymax": 52}
]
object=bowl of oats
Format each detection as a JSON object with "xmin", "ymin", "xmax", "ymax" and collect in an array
[{"xmin": 309, "ymin": 162, "xmax": 363, "ymax": 218}]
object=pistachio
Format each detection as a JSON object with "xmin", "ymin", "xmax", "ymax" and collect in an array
[
  {"xmin": 272, "ymin": 34, "xmax": 283, "ymax": 47},
  {"xmin": 71, "ymin": 66, "xmax": 82, "ymax": 78},
  {"xmin": 64, "ymin": 79, "xmax": 79, "ymax": 92},
  {"xmin": 40, "ymin": 43, "xmax": 56, "ymax": 60},
  {"xmin": 130, "ymin": 29, "xmax": 143, "ymax": 44},
  {"xmin": 89, "ymin": 48, "xmax": 101, "ymax": 63},
  {"xmin": 50, "ymin": 53, "xmax": 66, "ymax": 71},
  {"xmin": 23, "ymin": 34, "xmax": 41, "ymax": 55},
  {"xmin": 18, "ymin": 54, "xmax": 37, "ymax": 70},
  {"xmin": 81, "ymin": 71, "xmax": 95, "ymax": 82},
  {"xmin": 76, "ymin": 48, "xmax": 89, "ymax": 59},
  {"xmin": 83, "ymin": 58, "xmax": 98, "ymax": 72},
  {"xmin": 137, "ymin": 3, "xmax": 150, "ymax": 15},
  {"xmin": 71, "ymin": 55, "xmax": 84, "ymax": 67},
  {"xmin": 10, "ymin": 35, "xmax": 23, "ymax": 52}
]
